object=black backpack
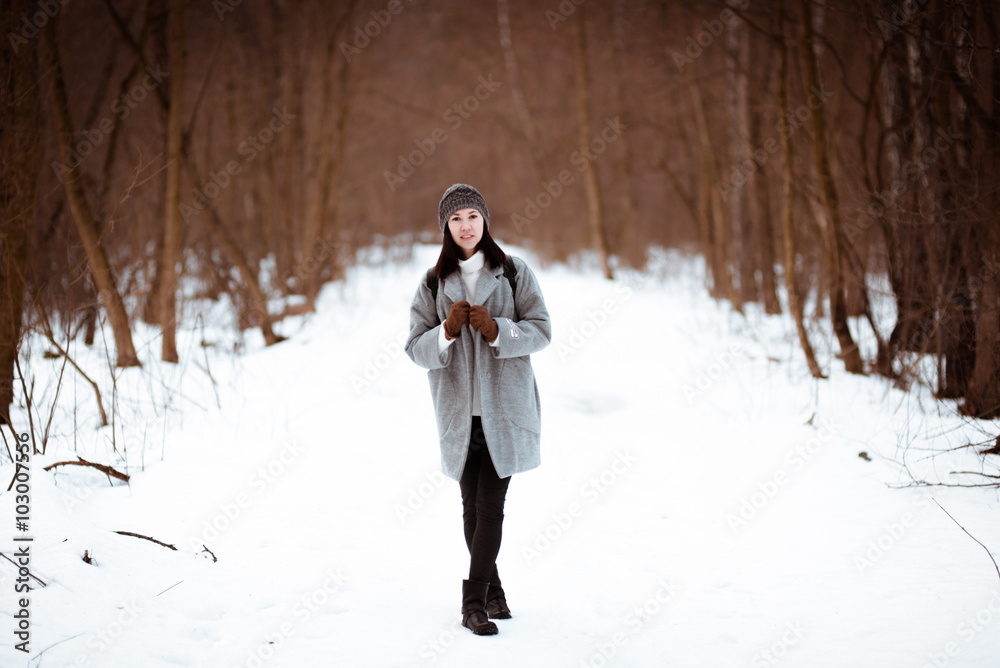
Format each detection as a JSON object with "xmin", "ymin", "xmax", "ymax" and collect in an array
[{"xmin": 425, "ymin": 255, "xmax": 518, "ymax": 303}]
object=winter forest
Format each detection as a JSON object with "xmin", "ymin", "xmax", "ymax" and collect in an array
[{"xmin": 2, "ymin": 0, "xmax": 1000, "ymax": 666}]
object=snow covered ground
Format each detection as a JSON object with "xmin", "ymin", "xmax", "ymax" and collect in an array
[{"xmin": 2, "ymin": 243, "xmax": 999, "ymax": 668}]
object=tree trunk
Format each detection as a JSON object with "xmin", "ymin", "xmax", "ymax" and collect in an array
[
  {"xmin": 43, "ymin": 17, "xmax": 141, "ymax": 368},
  {"xmin": 0, "ymin": 0, "xmax": 40, "ymax": 423},
  {"xmin": 798, "ymin": 0, "xmax": 864, "ymax": 374},
  {"xmin": 749, "ymin": 90, "xmax": 782, "ymax": 315},
  {"xmin": 160, "ymin": 0, "xmax": 186, "ymax": 363},
  {"xmin": 182, "ymin": 145, "xmax": 283, "ymax": 346},
  {"xmin": 726, "ymin": 3, "xmax": 755, "ymax": 305},
  {"xmin": 963, "ymin": 0, "xmax": 1000, "ymax": 417},
  {"xmin": 691, "ymin": 85, "xmax": 738, "ymax": 307},
  {"xmin": 573, "ymin": 4, "xmax": 613, "ymax": 280},
  {"xmin": 612, "ymin": 0, "xmax": 638, "ymax": 265},
  {"xmin": 301, "ymin": 0, "xmax": 356, "ymax": 310},
  {"xmin": 776, "ymin": 0, "xmax": 823, "ymax": 378},
  {"xmin": 747, "ymin": 28, "xmax": 782, "ymax": 315},
  {"xmin": 498, "ymin": 0, "xmax": 546, "ymax": 183},
  {"xmin": 964, "ymin": 223, "xmax": 1000, "ymax": 417}
]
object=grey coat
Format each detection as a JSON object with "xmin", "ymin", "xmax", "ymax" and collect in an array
[{"xmin": 405, "ymin": 256, "xmax": 552, "ymax": 480}]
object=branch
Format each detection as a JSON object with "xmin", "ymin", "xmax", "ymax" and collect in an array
[
  {"xmin": 933, "ymin": 499, "xmax": 1000, "ymax": 583},
  {"xmin": 0, "ymin": 551, "xmax": 48, "ymax": 586},
  {"xmin": 37, "ymin": 322, "xmax": 109, "ymax": 427},
  {"xmin": 950, "ymin": 471, "xmax": 1000, "ymax": 480},
  {"xmin": 114, "ymin": 531, "xmax": 177, "ymax": 551},
  {"xmin": 44, "ymin": 457, "xmax": 129, "ymax": 483}
]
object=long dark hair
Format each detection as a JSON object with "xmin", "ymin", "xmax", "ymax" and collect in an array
[{"xmin": 433, "ymin": 225, "xmax": 506, "ymax": 280}]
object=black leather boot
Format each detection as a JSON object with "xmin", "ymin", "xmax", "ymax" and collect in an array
[
  {"xmin": 462, "ymin": 579, "xmax": 499, "ymax": 636},
  {"xmin": 485, "ymin": 584, "xmax": 512, "ymax": 619}
]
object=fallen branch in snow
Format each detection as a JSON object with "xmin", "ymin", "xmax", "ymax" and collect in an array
[
  {"xmin": 0, "ymin": 551, "xmax": 48, "ymax": 587},
  {"xmin": 115, "ymin": 531, "xmax": 177, "ymax": 552},
  {"xmin": 114, "ymin": 531, "xmax": 177, "ymax": 551},
  {"xmin": 44, "ymin": 457, "xmax": 129, "ymax": 483},
  {"xmin": 896, "ymin": 480, "xmax": 1000, "ymax": 489},
  {"xmin": 201, "ymin": 544, "xmax": 218, "ymax": 562},
  {"xmin": 950, "ymin": 471, "xmax": 1000, "ymax": 480},
  {"xmin": 933, "ymin": 499, "xmax": 1000, "ymax": 584}
]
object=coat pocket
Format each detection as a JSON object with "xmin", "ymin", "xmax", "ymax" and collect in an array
[
  {"xmin": 428, "ymin": 368, "xmax": 458, "ymax": 438},
  {"xmin": 499, "ymin": 356, "xmax": 541, "ymax": 434}
]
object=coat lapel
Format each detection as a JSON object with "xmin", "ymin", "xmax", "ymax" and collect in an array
[
  {"xmin": 443, "ymin": 271, "xmax": 466, "ymax": 304},
  {"xmin": 475, "ymin": 265, "xmax": 503, "ymax": 306}
]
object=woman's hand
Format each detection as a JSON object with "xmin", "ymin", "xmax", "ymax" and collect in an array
[
  {"xmin": 469, "ymin": 305, "xmax": 499, "ymax": 343},
  {"xmin": 444, "ymin": 300, "xmax": 470, "ymax": 339}
]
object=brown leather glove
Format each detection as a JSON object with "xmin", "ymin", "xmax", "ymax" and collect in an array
[
  {"xmin": 444, "ymin": 300, "xmax": 470, "ymax": 339},
  {"xmin": 469, "ymin": 305, "xmax": 499, "ymax": 343}
]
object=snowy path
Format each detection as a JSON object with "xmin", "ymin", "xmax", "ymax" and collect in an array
[{"xmin": 2, "ymin": 246, "xmax": 999, "ymax": 667}]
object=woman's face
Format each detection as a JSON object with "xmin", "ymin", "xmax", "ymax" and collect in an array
[{"xmin": 448, "ymin": 208, "xmax": 484, "ymax": 259}]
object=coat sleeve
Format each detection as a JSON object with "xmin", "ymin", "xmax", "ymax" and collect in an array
[
  {"xmin": 491, "ymin": 258, "xmax": 551, "ymax": 359},
  {"xmin": 405, "ymin": 277, "xmax": 453, "ymax": 370}
]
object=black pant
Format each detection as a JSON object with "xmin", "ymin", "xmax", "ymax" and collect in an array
[{"xmin": 459, "ymin": 416, "xmax": 511, "ymax": 585}]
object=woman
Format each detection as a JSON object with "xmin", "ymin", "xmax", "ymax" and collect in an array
[{"xmin": 405, "ymin": 183, "xmax": 551, "ymax": 636}]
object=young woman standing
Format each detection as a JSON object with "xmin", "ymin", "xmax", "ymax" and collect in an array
[{"xmin": 405, "ymin": 184, "xmax": 551, "ymax": 636}]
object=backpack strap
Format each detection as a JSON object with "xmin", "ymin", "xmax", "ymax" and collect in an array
[
  {"xmin": 425, "ymin": 267, "xmax": 439, "ymax": 301},
  {"xmin": 502, "ymin": 254, "xmax": 518, "ymax": 301}
]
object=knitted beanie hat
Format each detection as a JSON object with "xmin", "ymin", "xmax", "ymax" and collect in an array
[{"xmin": 438, "ymin": 183, "xmax": 490, "ymax": 232}]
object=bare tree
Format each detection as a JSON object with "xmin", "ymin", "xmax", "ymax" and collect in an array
[
  {"xmin": 497, "ymin": 0, "xmax": 546, "ymax": 183},
  {"xmin": 573, "ymin": 4, "xmax": 613, "ymax": 280},
  {"xmin": 962, "ymin": 0, "xmax": 1000, "ymax": 416},
  {"xmin": 691, "ymin": 85, "xmax": 737, "ymax": 307},
  {"xmin": 43, "ymin": 16, "xmax": 141, "ymax": 368},
  {"xmin": 160, "ymin": 0, "xmax": 187, "ymax": 363},
  {"xmin": 798, "ymin": 0, "xmax": 863, "ymax": 374},
  {"xmin": 300, "ymin": 0, "xmax": 358, "ymax": 311},
  {"xmin": 776, "ymin": 0, "xmax": 823, "ymax": 378},
  {"xmin": 0, "ymin": 0, "xmax": 41, "ymax": 422}
]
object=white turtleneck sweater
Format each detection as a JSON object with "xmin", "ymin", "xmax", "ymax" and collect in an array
[{"xmin": 438, "ymin": 251, "xmax": 500, "ymax": 416}]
